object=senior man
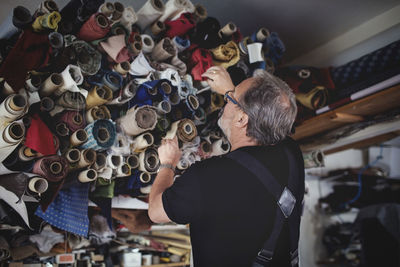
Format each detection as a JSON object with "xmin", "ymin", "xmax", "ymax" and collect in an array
[{"xmin": 149, "ymin": 66, "xmax": 305, "ymax": 267}]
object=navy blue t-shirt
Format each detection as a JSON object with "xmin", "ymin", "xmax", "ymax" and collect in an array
[{"xmin": 162, "ymin": 137, "xmax": 305, "ymax": 267}]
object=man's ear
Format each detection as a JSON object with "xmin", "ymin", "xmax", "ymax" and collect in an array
[{"xmin": 235, "ymin": 111, "xmax": 248, "ymax": 129}]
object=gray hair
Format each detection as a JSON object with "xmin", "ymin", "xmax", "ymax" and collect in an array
[{"xmin": 238, "ymin": 70, "xmax": 297, "ymax": 145}]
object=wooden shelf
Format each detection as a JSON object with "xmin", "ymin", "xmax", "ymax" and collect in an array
[
  {"xmin": 292, "ymin": 84, "xmax": 400, "ymax": 143},
  {"xmin": 147, "ymin": 262, "xmax": 188, "ymax": 267}
]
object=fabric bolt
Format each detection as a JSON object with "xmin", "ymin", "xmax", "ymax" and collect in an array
[
  {"xmin": 132, "ymin": 132, "xmax": 154, "ymax": 152},
  {"xmin": 172, "ymin": 36, "xmax": 190, "ymax": 52},
  {"xmin": 296, "ymin": 86, "xmax": 329, "ymax": 110},
  {"xmin": 264, "ymin": 32, "xmax": 285, "ymax": 65},
  {"xmin": 108, "ymin": 80, "xmax": 138, "ymax": 105},
  {"xmin": 129, "ymin": 52, "xmax": 156, "ymax": 76},
  {"xmin": 57, "ymin": 64, "xmax": 84, "ymax": 96},
  {"xmin": 115, "ymin": 170, "xmax": 151, "ymax": 197},
  {"xmin": 72, "ymin": 40, "xmax": 102, "ymax": 75},
  {"xmin": 150, "ymin": 20, "xmax": 166, "ymax": 35},
  {"xmin": 2, "ymin": 146, "xmax": 34, "ymax": 173},
  {"xmin": 165, "ymin": 119, "xmax": 197, "ymax": 143},
  {"xmin": 25, "ymin": 114, "xmax": 56, "ymax": 156},
  {"xmin": 152, "ymin": 37, "xmax": 175, "ymax": 62},
  {"xmin": 86, "ymin": 105, "xmax": 111, "ymax": 123},
  {"xmin": 102, "ymin": 71, "xmax": 123, "ymax": 92},
  {"xmin": 86, "ymin": 85, "xmax": 113, "ymax": 109},
  {"xmin": 193, "ymin": 3, "xmax": 207, "ymax": 22},
  {"xmin": 32, "ymin": 11, "xmax": 61, "ymax": 32},
  {"xmin": 0, "ymin": 29, "xmax": 52, "ymax": 92},
  {"xmin": 35, "ymin": 181, "xmax": 90, "ymax": 237},
  {"xmin": 188, "ymin": 47, "xmax": 214, "ymax": 81},
  {"xmin": 165, "ymin": 12, "xmax": 196, "ymax": 38},
  {"xmin": 12, "ymin": 6, "xmax": 33, "ymax": 29},
  {"xmin": 130, "ymin": 80, "xmax": 160, "ymax": 106},
  {"xmin": 29, "ymin": 225, "xmax": 64, "ymax": 253},
  {"xmin": 57, "ymin": 91, "xmax": 87, "ymax": 110},
  {"xmin": 136, "ymin": 0, "xmax": 165, "ymax": 30},
  {"xmin": 120, "ymin": 7, "xmax": 138, "ymax": 32},
  {"xmin": 36, "ymin": 1, "xmax": 59, "ymax": 15},
  {"xmin": 40, "ymin": 73, "xmax": 64, "ymax": 97},
  {"xmin": 251, "ymin": 27, "xmax": 270, "ymax": 42},
  {"xmin": 77, "ymin": 13, "xmax": 110, "ymax": 42},
  {"xmin": 0, "ymin": 94, "xmax": 28, "ymax": 124},
  {"xmin": 0, "ymin": 121, "xmax": 25, "ymax": 163},
  {"xmin": 119, "ymin": 105, "xmax": 157, "ymax": 136},
  {"xmin": 158, "ymin": 0, "xmax": 187, "ymax": 22},
  {"xmin": 138, "ymin": 148, "xmax": 160, "ymax": 173},
  {"xmin": 81, "ymin": 119, "xmax": 116, "ymax": 151},
  {"xmin": 100, "ymin": 34, "xmax": 129, "ymax": 63},
  {"xmin": 211, "ymin": 41, "xmax": 240, "ymax": 69},
  {"xmin": 58, "ymin": 111, "xmax": 86, "ymax": 133},
  {"xmin": 190, "ymin": 17, "xmax": 222, "ymax": 49},
  {"xmin": 93, "ymin": 179, "xmax": 115, "ymax": 198},
  {"xmin": 218, "ymin": 22, "xmax": 237, "ymax": 40},
  {"xmin": 141, "ymin": 34, "xmax": 155, "ymax": 54}
]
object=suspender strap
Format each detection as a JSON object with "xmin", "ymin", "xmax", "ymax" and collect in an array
[{"xmin": 227, "ymin": 148, "xmax": 300, "ymax": 267}]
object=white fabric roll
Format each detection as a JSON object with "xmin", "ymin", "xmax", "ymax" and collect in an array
[
  {"xmin": 158, "ymin": 0, "xmax": 187, "ymax": 22},
  {"xmin": 136, "ymin": 0, "xmax": 165, "ymax": 30},
  {"xmin": 141, "ymin": 34, "xmax": 155, "ymax": 54},
  {"xmin": 97, "ymin": 167, "xmax": 113, "ymax": 180},
  {"xmin": 56, "ymin": 65, "xmax": 83, "ymax": 96},
  {"xmin": 0, "ymin": 121, "xmax": 25, "ymax": 162},
  {"xmin": 0, "ymin": 94, "xmax": 28, "ymax": 124},
  {"xmin": 110, "ymin": 133, "xmax": 131, "ymax": 155},
  {"xmin": 132, "ymin": 132, "xmax": 154, "ymax": 152},
  {"xmin": 40, "ymin": 73, "xmax": 64, "ymax": 97},
  {"xmin": 129, "ymin": 52, "xmax": 156, "ymax": 76},
  {"xmin": 140, "ymin": 184, "xmax": 152, "ymax": 194},
  {"xmin": 119, "ymin": 105, "xmax": 157, "ymax": 136},
  {"xmin": 28, "ymin": 177, "xmax": 48, "ymax": 194},
  {"xmin": 107, "ymin": 154, "xmax": 123, "ymax": 169},
  {"xmin": 70, "ymin": 129, "xmax": 88, "ymax": 147},
  {"xmin": 78, "ymin": 169, "xmax": 98, "ymax": 183},
  {"xmin": 120, "ymin": 7, "xmax": 137, "ymax": 32},
  {"xmin": 210, "ymin": 138, "xmax": 231, "ymax": 157}
]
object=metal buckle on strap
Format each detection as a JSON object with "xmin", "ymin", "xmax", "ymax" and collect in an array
[{"xmin": 257, "ymin": 249, "xmax": 273, "ymax": 262}]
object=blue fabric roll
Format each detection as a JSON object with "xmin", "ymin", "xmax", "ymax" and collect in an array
[
  {"xmin": 172, "ymin": 36, "xmax": 191, "ymax": 51},
  {"xmin": 35, "ymin": 182, "xmax": 90, "ymax": 236},
  {"xmin": 81, "ymin": 119, "xmax": 116, "ymax": 151},
  {"xmin": 128, "ymin": 80, "xmax": 172, "ymax": 107},
  {"xmin": 264, "ymin": 32, "xmax": 285, "ymax": 65},
  {"xmin": 114, "ymin": 170, "xmax": 154, "ymax": 197},
  {"xmin": 102, "ymin": 71, "xmax": 123, "ymax": 92}
]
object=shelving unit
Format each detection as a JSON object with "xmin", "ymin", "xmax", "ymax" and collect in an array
[{"xmin": 292, "ymin": 84, "xmax": 400, "ymax": 153}]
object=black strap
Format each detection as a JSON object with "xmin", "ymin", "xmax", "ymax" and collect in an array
[{"xmin": 227, "ymin": 148, "xmax": 300, "ymax": 267}]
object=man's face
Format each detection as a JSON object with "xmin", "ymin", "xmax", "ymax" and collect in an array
[{"xmin": 218, "ymin": 78, "xmax": 254, "ymax": 140}]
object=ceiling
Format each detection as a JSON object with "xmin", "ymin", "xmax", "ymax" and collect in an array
[{"xmin": 1, "ymin": 0, "xmax": 399, "ymax": 63}]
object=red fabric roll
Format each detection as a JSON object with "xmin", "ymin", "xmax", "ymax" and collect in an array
[
  {"xmin": 0, "ymin": 29, "xmax": 52, "ymax": 92},
  {"xmin": 165, "ymin": 13, "xmax": 196, "ymax": 38},
  {"xmin": 25, "ymin": 114, "xmax": 56, "ymax": 156},
  {"xmin": 77, "ymin": 13, "xmax": 110, "ymax": 42},
  {"xmin": 58, "ymin": 111, "xmax": 87, "ymax": 133},
  {"xmin": 189, "ymin": 47, "xmax": 214, "ymax": 81}
]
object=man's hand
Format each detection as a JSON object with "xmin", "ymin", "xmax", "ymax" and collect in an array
[
  {"xmin": 201, "ymin": 66, "xmax": 235, "ymax": 95},
  {"xmin": 111, "ymin": 209, "xmax": 152, "ymax": 233},
  {"xmin": 158, "ymin": 136, "xmax": 181, "ymax": 167}
]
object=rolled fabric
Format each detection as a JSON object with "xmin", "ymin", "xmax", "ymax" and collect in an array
[
  {"xmin": 77, "ymin": 149, "xmax": 96, "ymax": 168},
  {"xmin": 86, "ymin": 86, "xmax": 113, "ymax": 109},
  {"xmin": 172, "ymin": 36, "xmax": 190, "ymax": 52},
  {"xmin": 165, "ymin": 12, "xmax": 195, "ymax": 38},
  {"xmin": 120, "ymin": 7, "xmax": 137, "ymax": 32},
  {"xmin": 111, "ymin": 2, "xmax": 124, "ymax": 21},
  {"xmin": 25, "ymin": 75, "xmax": 42, "ymax": 92},
  {"xmin": 193, "ymin": 107, "xmax": 206, "ymax": 125},
  {"xmin": 13, "ymin": 6, "xmax": 33, "ymax": 29},
  {"xmin": 86, "ymin": 105, "xmax": 111, "ymax": 123},
  {"xmin": 65, "ymin": 148, "xmax": 81, "ymax": 164},
  {"xmin": 40, "ymin": 73, "xmax": 64, "ymax": 97},
  {"xmin": 57, "ymin": 91, "xmax": 86, "ymax": 110},
  {"xmin": 211, "ymin": 41, "xmax": 240, "ymax": 69},
  {"xmin": 177, "ymin": 158, "xmax": 189, "ymax": 170},
  {"xmin": 218, "ymin": 22, "xmax": 237, "ymax": 38},
  {"xmin": 77, "ymin": 13, "xmax": 110, "ymax": 42},
  {"xmin": 132, "ymin": 132, "xmax": 154, "ymax": 152},
  {"xmin": 238, "ymin": 36, "xmax": 253, "ymax": 56},
  {"xmin": 0, "ymin": 94, "xmax": 28, "ymax": 123},
  {"xmin": 55, "ymin": 122, "xmax": 69, "ymax": 137},
  {"xmin": 107, "ymin": 154, "xmax": 123, "ymax": 169},
  {"xmin": 2, "ymin": 147, "xmax": 33, "ymax": 173},
  {"xmin": 99, "ymin": 2, "xmax": 115, "ymax": 16},
  {"xmin": 113, "ymin": 61, "xmax": 131, "ymax": 76},
  {"xmin": 56, "ymin": 65, "xmax": 84, "ymax": 96},
  {"xmin": 158, "ymin": 0, "xmax": 187, "ymax": 22},
  {"xmin": 81, "ymin": 120, "xmax": 116, "ymax": 151},
  {"xmin": 138, "ymin": 148, "xmax": 160, "ymax": 174},
  {"xmin": 97, "ymin": 166, "xmax": 113, "ymax": 180},
  {"xmin": 199, "ymin": 140, "xmax": 212, "ymax": 158},
  {"xmin": 126, "ymin": 154, "xmax": 139, "ymax": 169},
  {"xmin": 37, "ymin": 1, "xmax": 59, "ymax": 15},
  {"xmin": 72, "ymin": 40, "xmax": 102, "ymax": 76},
  {"xmin": 32, "ymin": 11, "xmax": 61, "ymax": 32},
  {"xmin": 150, "ymin": 20, "xmax": 166, "ymax": 36},
  {"xmin": 78, "ymin": 169, "xmax": 98, "ymax": 183},
  {"xmin": 110, "ymin": 133, "xmax": 131, "ymax": 155},
  {"xmin": 18, "ymin": 146, "xmax": 37, "ymax": 162},
  {"xmin": 179, "ymin": 94, "xmax": 199, "ymax": 118},
  {"xmin": 119, "ymin": 105, "xmax": 157, "ymax": 136},
  {"xmin": 165, "ymin": 119, "xmax": 197, "ymax": 143},
  {"xmin": 99, "ymin": 34, "xmax": 128, "ymax": 63},
  {"xmin": 251, "ymin": 27, "xmax": 270, "ymax": 42},
  {"xmin": 152, "ymin": 37, "xmax": 175, "ymax": 62},
  {"xmin": 0, "ymin": 122, "xmax": 25, "ymax": 163},
  {"xmin": 154, "ymin": 100, "xmax": 171, "ymax": 114},
  {"xmin": 189, "ymin": 47, "xmax": 214, "ymax": 81},
  {"xmin": 158, "ymin": 68, "xmax": 181, "ymax": 88},
  {"xmin": 211, "ymin": 138, "xmax": 231, "ymax": 156},
  {"xmin": 129, "ymin": 52, "xmax": 155, "ymax": 76},
  {"xmin": 208, "ymin": 92, "xmax": 225, "ymax": 114},
  {"xmin": 116, "ymin": 163, "xmax": 131, "ymax": 177},
  {"xmin": 141, "ymin": 34, "xmax": 155, "ymax": 54},
  {"xmin": 303, "ymin": 150, "xmax": 325, "ymax": 168},
  {"xmin": 296, "ymin": 86, "xmax": 329, "ymax": 110},
  {"xmin": 58, "ymin": 111, "xmax": 86, "ymax": 133},
  {"xmin": 93, "ymin": 152, "xmax": 107, "ymax": 171},
  {"xmin": 136, "ymin": 0, "xmax": 165, "ymax": 30},
  {"xmin": 48, "ymin": 31, "xmax": 64, "ymax": 50},
  {"xmin": 70, "ymin": 129, "xmax": 88, "ymax": 147},
  {"xmin": 193, "ymin": 4, "xmax": 207, "ymax": 22},
  {"xmin": 32, "ymin": 155, "xmax": 69, "ymax": 182},
  {"xmin": 28, "ymin": 177, "xmax": 48, "ymax": 194},
  {"xmin": 102, "ymin": 71, "xmax": 123, "ymax": 92},
  {"xmin": 130, "ymin": 40, "xmax": 143, "ymax": 57},
  {"xmin": 264, "ymin": 32, "xmax": 285, "ymax": 65}
]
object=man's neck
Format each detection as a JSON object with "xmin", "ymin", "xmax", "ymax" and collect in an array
[{"xmin": 229, "ymin": 134, "xmax": 259, "ymax": 151}]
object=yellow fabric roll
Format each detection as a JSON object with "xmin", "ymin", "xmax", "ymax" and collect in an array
[
  {"xmin": 86, "ymin": 86, "xmax": 113, "ymax": 109},
  {"xmin": 296, "ymin": 86, "xmax": 329, "ymax": 110},
  {"xmin": 210, "ymin": 41, "xmax": 240, "ymax": 69},
  {"xmin": 32, "ymin": 11, "xmax": 61, "ymax": 32}
]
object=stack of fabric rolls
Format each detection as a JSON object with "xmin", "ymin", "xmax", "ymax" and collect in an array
[{"xmin": 0, "ymin": 0, "xmax": 286, "ymax": 244}]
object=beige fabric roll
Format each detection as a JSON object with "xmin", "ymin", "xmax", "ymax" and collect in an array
[
  {"xmin": 119, "ymin": 105, "xmax": 157, "ymax": 136},
  {"xmin": 99, "ymin": 2, "xmax": 115, "ymax": 16},
  {"xmin": 107, "ymin": 154, "xmax": 123, "ymax": 169},
  {"xmin": 136, "ymin": 0, "xmax": 165, "ymax": 30},
  {"xmin": 218, "ymin": 22, "xmax": 237, "ymax": 38},
  {"xmin": 56, "ymin": 65, "xmax": 83, "ymax": 96},
  {"xmin": 40, "ymin": 73, "xmax": 64, "ymax": 97},
  {"xmin": 140, "ymin": 172, "xmax": 151, "ymax": 184},
  {"xmin": 138, "ymin": 148, "xmax": 159, "ymax": 174},
  {"xmin": 111, "ymin": 2, "xmax": 124, "ymax": 21},
  {"xmin": 78, "ymin": 169, "xmax": 98, "ymax": 183},
  {"xmin": 116, "ymin": 163, "xmax": 131, "ymax": 177},
  {"xmin": 70, "ymin": 129, "xmax": 88, "ymax": 147},
  {"xmin": 86, "ymin": 86, "xmax": 113, "ymax": 109},
  {"xmin": 151, "ymin": 37, "xmax": 175, "ymax": 62},
  {"xmin": 158, "ymin": 0, "xmax": 187, "ymax": 22},
  {"xmin": 165, "ymin": 119, "xmax": 197, "ymax": 143},
  {"xmin": 211, "ymin": 138, "xmax": 231, "ymax": 156},
  {"xmin": 120, "ymin": 7, "xmax": 137, "ymax": 31},
  {"xmin": 141, "ymin": 34, "xmax": 155, "ymax": 54},
  {"xmin": 126, "ymin": 154, "xmax": 139, "ymax": 169},
  {"xmin": 93, "ymin": 152, "xmax": 107, "ymax": 171},
  {"xmin": 28, "ymin": 177, "xmax": 48, "ymax": 194},
  {"xmin": 25, "ymin": 75, "xmax": 42, "ymax": 92},
  {"xmin": 78, "ymin": 149, "xmax": 97, "ymax": 168},
  {"xmin": 0, "ymin": 121, "xmax": 25, "ymax": 162},
  {"xmin": 132, "ymin": 132, "xmax": 154, "ymax": 152},
  {"xmin": 193, "ymin": 4, "xmax": 207, "ymax": 22},
  {"xmin": 150, "ymin": 20, "xmax": 165, "ymax": 35},
  {"xmin": 256, "ymin": 27, "xmax": 270, "ymax": 42},
  {"xmin": 0, "ymin": 94, "xmax": 28, "ymax": 124},
  {"xmin": 113, "ymin": 61, "xmax": 131, "ymax": 76},
  {"xmin": 65, "ymin": 148, "xmax": 81, "ymax": 164}
]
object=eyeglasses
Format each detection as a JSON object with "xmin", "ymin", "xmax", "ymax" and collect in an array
[{"xmin": 224, "ymin": 90, "xmax": 239, "ymax": 105}]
